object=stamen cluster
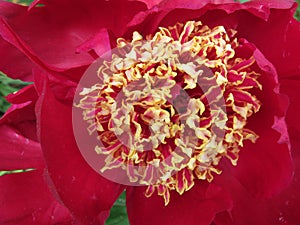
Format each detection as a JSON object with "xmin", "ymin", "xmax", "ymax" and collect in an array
[{"xmin": 78, "ymin": 21, "xmax": 261, "ymax": 205}]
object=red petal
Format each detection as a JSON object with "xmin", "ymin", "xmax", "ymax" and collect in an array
[
  {"xmin": 224, "ymin": 118, "xmax": 292, "ymax": 198},
  {"xmin": 0, "ymin": 170, "xmax": 72, "ymax": 225},
  {"xmin": 0, "ymin": 125, "xmax": 43, "ymax": 171},
  {"xmin": 36, "ymin": 73, "xmax": 124, "ymax": 224},
  {"xmin": 280, "ymin": 79, "xmax": 300, "ymax": 140},
  {"xmin": 248, "ymin": 0, "xmax": 295, "ymax": 8},
  {"xmin": 5, "ymin": 84, "xmax": 37, "ymax": 105},
  {"xmin": 0, "ymin": 84, "xmax": 44, "ymax": 170},
  {"xmin": 135, "ymin": 0, "xmax": 162, "ymax": 9},
  {"xmin": 126, "ymin": 0, "xmax": 298, "ymax": 78},
  {"xmin": 212, "ymin": 138, "xmax": 300, "ymax": 225},
  {"xmin": 235, "ymin": 3, "xmax": 300, "ymax": 79},
  {"xmin": 0, "ymin": 85, "xmax": 38, "ymax": 141},
  {"xmin": 211, "ymin": 47, "xmax": 295, "ymax": 225},
  {"xmin": 0, "ymin": 0, "xmax": 147, "ymax": 71},
  {"xmin": 0, "ymin": 81, "xmax": 71, "ymax": 224},
  {"xmin": 219, "ymin": 46, "xmax": 293, "ymax": 199},
  {"xmin": 125, "ymin": 1, "xmax": 275, "ymax": 37},
  {"xmin": 76, "ymin": 28, "xmax": 111, "ymax": 57},
  {"xmin": 137, "ymin": 0, "xmax": 231, "ymax": 9},
  {"xmin": 126, "ymin": 181, "xmax": 232, "ymax": 225},
  {"xmin": 213, "ymin": 211, "xmax": 235, "ymax": 225},
  {"xmin": 0, "ymin": 38, "xmax": 35, "ymax": 81},
  {"xmin": 265, "ymin": 138, "xmax": 300, "ymax": 225}
]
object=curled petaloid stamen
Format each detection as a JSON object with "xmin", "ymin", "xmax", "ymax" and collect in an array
[{"xmin": 77, "ymin": 21, "xmax": 262, "ymax": 205}]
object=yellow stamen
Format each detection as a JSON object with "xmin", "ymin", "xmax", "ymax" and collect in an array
[{"xmin": 76, "ymin": 20, "xmax": 262, "ymax": 206}]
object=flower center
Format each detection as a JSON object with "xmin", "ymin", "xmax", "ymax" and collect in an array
[{"xmin": 77, "ymin": 21, "xmax": 262, "ymax": 205}]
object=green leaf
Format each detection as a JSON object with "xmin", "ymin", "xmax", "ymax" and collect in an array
[
  {"xmin": 0, "ymin": 72, "xmax": 31, "ymax": 115},
  {"xmin": 295, "ymin": 0, "xmax": 300, "ymax": 21},
  {"xmin": 105, "ymin": 191, "xmax": 129, "ymax": 225},
  {"xmin": 0, "ymin": 169, "xmax": 35, "ymax": 176},
  {"xmin": 6, "ymin": 0, "xmax": 34, "ymax": 5},
  {"xmin": 234, "ymin": 0, "xmax": 250, "ymax": 2}
]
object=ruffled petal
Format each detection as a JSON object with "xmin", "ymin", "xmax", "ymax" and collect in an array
[
  {"xmin": 0, "ymin": 85, "xmax": 38, "ymax": 141},
  {"xmin": 134, "ymin": 0, "xmax": 162, "ymax": 9},
  {"xmin": 222, "ymin": 118, "xmax": 292, "ymax": 198},
  {"xmin": 0, "ymin": 85, "xmax": 72, "ymax": 225},
  {"xmin": 212, "ymin": 138, "xmax": 300, "ymax": 225},
  {"xmin": 36, "ymin": 72, "xmax": 124, "ymax": 224},
  {"xmin": 125, "ymin": 0, "xmax": 297, "ymax": 63},
  {"xmin": 280, "ymin": 79, "xmax": 300, "ymax": 139},
  {"xmin": 217, "ymin": 43, "xmax": 293, "ymax": 199},
  {"xmin": 137, "ymin": 0, "xmax": 235, "ymax": 9},
  {"xmin": 235, "ymin": 3, "xmax": 300, "ymax": 80},
  {"xmin": 0, "ymin": 170, "xmax": 72, "ymax": 225},
  {"xmin": 248, "ymin": 0, "xmax": 295, "ymax": 9},
  {"xmin": 125, "ymin": 0, "xmax": 282, "ymax": 36},
  {"xmin": 0, "ymin": 38, "xmax": 36, "ymax": 81},
  {"xmin": 265, "ymin": 138, "xmax": 300, "ymax": 225},
  {"xmin": 0, "ymin": 84, "xmax": 43, "ymax": 170},
  {"xmin": 212, "ymin": 37, "xmax": 295, "ymax": 225},
  {"xmin": 0, "ymin": 0, "xmax": 147, "ymax": 72},
  {"xmin": 0, "ymin": 124, "xmax": 43, "ymax": 171},
  {"xmin": 126, "ymin": 181, "xmax": 232, "ymax": 225}
]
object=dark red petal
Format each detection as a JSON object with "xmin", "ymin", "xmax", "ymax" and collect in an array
[
  {"xmin": 207, "ymin": 40, "xmax": 290, "ymax": 201},
  {"xmin": 213, "ymin": 211, "xmax": 235, "ymax": 225},
  {"xmin": 123, "ymin": 0, "xmax": 300, "ymax": 84},
  {"xmin": 280, "ymin": 78, "xmax": 300, "ymax": 140},
  {"xmin": 0, "ymin": 86, "xmax": 42, "ymax": 170},
  {"xmin": 248, "ymin": 0, "xmax": 295, "ymax": 9},
  {"xmin": 265, "ymin": 138, "xmax": 300, "ymax": 225},
  {"xmin": 125, "ymin": 1, "xmax": 277, "ymax": 37},
  {"xmin": 235, "ymin": 4, "xmax": 300, "ymax": 79},
  {"xmin": 36, "ymin": 73, "xmax": 124, "ymax": 224},
  {"xmin": 0, "ymin": 38, "xmax": 35, "ymax": 81},
  {"xmin": 0, "ymin": 170, "xmax": 72, "ymax": 225},
  {"xmin": 126, "ymin": 0, "xmax": 298, "ymax": 70},
  {"xmin": 213, "ymin": 168, "xmax": 278, "ymax": 225},
  {"xmin": 5, "ymin": 84, "xmax": 37, "ymax": 105},
  {"xmin": 0, "ymin": 124, "xmax": 43, "ymax": 171},
  {"xmin": 0, "ymin": 83, "xmax": 72, "ymax": 224},
  {"xmin": 0, "ymin": 85, "xmax": 38, "ymax": 141},
  {"xmin": 76, "ymin": 28, "xmax": 111, "ymax": 57},
  {"xmin": 135, "ymin": 0, "xmax": 162, "ymax": 9},
  {"xmin": 0, "ymin": 0, "xmax": 147, "ymax": 71},
  {"xmin": 139, "ymin": 0, "xmax": 233, "ymax": 9},
  {"xmin": 224, "ymin": 55, "xmax": 292, "ymax": 199},
  {"xmin": 211, "ymin": 47, "xmax": 294, "ymax": 225},
  {"xmin": 212, "ymin": 138, "xmax": 300, "ymax": 225},
  {"xmin": 33, "ymin": 67, "xmax": 78, "ymax": 103},
  {"xmin": 225, "ymin": 118, "xmax": 292, "ymax": 198},
  {"xmin": 126, "ymin": 181, "xmax": 232, "ymax": 225}
]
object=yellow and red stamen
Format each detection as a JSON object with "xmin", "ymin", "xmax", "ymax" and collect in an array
[{"xmin": 77, "ymin": 21, "xmax": 262, "ymax": 205}]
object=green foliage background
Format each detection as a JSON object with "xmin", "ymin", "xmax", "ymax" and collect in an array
[
  {"xmin": 0, "ymin": 72, "xmax": 31, "ymax": 115},
  {"xmin": 0, "ymin": 0, "xmax": 299, "ymax": 224}
]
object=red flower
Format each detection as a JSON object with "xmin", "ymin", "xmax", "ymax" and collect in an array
[{"xmin": 0, "ymin": 0, "xmax": 300, "ymax": 225}]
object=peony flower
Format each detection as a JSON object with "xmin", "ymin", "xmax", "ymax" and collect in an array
[{"xmin": 0, "ymin": 0, "xmax": 299, "ymax": 225}]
